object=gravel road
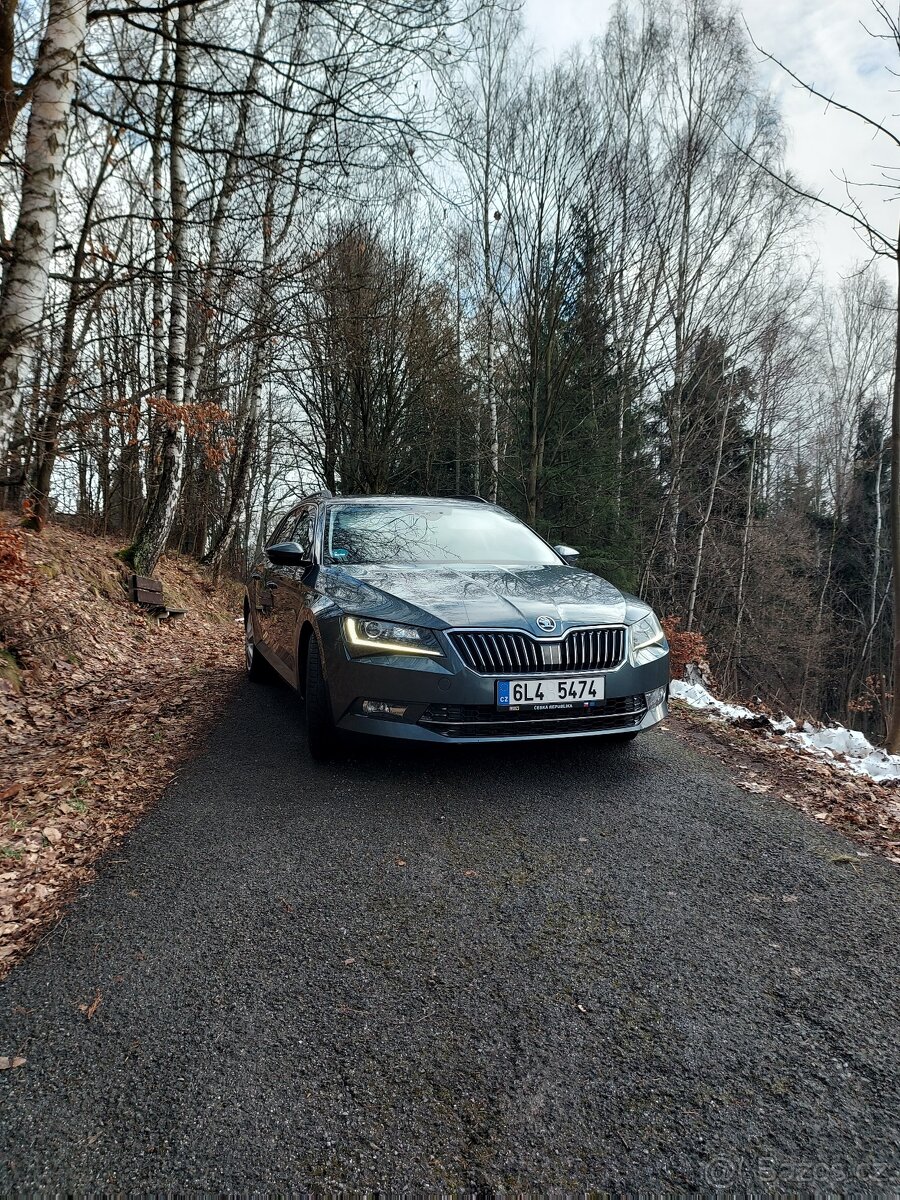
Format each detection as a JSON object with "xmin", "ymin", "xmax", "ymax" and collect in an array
[{"xmin": 2, "ymin": 680, "xmax": 900, "ymax": 1191}]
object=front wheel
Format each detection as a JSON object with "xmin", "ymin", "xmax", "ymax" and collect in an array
[{"xmin": 305, "ymin": 637, "xmax": 339, "ymax": 760}]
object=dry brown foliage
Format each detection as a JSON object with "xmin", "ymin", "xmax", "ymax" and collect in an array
[
  {"xmin": 672, "ymin": 706, "xmax": 900, "ymax": 866},
  {"xmin": 662, "ymin": 615, "xmax": 710, "ymax": 682},
  {"xmin": 0, "ymin": 525, "xmax": 34, "ymax": 587},
  {"xmin": 0, "ymin": 516, "xmax": 242, "ymax": 977}
]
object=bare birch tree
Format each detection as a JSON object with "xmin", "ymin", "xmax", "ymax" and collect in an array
[
  {"xmin": 0, "ymin": 0, "xmax": 87, "ymax": 460},
  {"xmin": 444, "ymin": 5, "xmax": 521, "ymax": 501}
]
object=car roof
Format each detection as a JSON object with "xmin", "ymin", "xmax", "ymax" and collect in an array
[
  {"xmin": 324, "ymin": 495, "xmax": 495, "ymax": 507},
  {"xmin": 290, "ymin": 493, "xmax": 499, "ymax": 511}
]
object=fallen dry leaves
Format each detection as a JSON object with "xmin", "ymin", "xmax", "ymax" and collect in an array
[
  {"xmin": 0, "ymin": 516, "xmax": 242, "ymax": 979},
  {"xmin": 671, "ymin": 704, "xmax": 900, "ymax": 865}
]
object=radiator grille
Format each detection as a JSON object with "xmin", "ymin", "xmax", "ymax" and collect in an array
[{"xmin": 449, "ymin": 627, "xmax": 627, "ymax": 675}]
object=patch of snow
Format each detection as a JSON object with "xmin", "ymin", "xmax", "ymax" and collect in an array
[
  {"xmin": 786, "ymin": 727, "xmax": 900, "ymax": 782},
  {"xmin": 795, "ymin": 726, "xmax": 871, "ymax": 758},
  {"xmin": 668, "ymin": 679, "xmax": 900, "ymax": 784},
  {"xmin": 669, "ymin": 680, "xmax": 757, "ymax": 722},
  {"xmin": 769, "ymin": 713, "xmax": 797, "ymax": 733}
]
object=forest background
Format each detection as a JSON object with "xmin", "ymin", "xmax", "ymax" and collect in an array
[{"xmin": 0, "ymin": 0, "xmax": 896, "ymax": 737}]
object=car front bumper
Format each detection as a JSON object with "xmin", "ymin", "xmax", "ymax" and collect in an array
[{"xmin": 321, "ymin": 622, "xmax": 670, "ymax": 744}]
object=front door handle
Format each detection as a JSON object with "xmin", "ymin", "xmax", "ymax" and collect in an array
[
  {"xmin": 250, "ymin": 571, "xmax": 263, "ymax": 581},
  {"xmin": 264, "ymin": 581, "xmax": 277, "ymax": 590}
]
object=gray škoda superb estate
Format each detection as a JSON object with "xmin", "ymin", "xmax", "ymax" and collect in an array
[{"xmin": 244, "ymin": 493, "xmax": 670, "ymax": 759}]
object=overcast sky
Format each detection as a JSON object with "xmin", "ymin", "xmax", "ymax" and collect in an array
[{"xmin": 523, "ymin": 0, "xmax": 896, "ymax": 283}]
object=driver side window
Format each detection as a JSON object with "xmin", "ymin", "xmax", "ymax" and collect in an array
[
  {"xmin": 289, "ymin": 508, "xmax": 316, "ymax": 561},
  {"xmin": 266, "ymin": 512, "xmax": 292, "ymax": 548}
]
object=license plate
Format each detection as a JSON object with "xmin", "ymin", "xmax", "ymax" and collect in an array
[{"xmin": 497, "ymin": 675, "xmax": 605, "ymax": 708}]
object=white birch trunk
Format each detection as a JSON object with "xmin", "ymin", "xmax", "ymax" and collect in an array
[
  {"xmin": 685, "ymin": 389, "xmax": 731, "ymax": 631},
  {"xmin": 728, "ymin": 430, "xmax": 758, "ymax": 686},
  {"xmin": 885, "ymin": 238, "xmax": 900, "ymax": 751},
  {"xmin": 182, "ymin": 0, "xmax": 273, "ymax": 409},
  {"xmin": 0, "ymin": 0, "xmax": 87, "ymax": 459},
  {"xmin": 151, "ymin": 20, "xmax": 171, "ymax": 397},
  {"xmin": 203, "ymin": 213, "xmax": 275, "ymax": 571},
  {"xmin": 870, "ymin": 431, "xmax": 885, "ymax": 639},
  {"xmin": 127, "ymin": 3, "xmax": 194, "ymax": 574}
]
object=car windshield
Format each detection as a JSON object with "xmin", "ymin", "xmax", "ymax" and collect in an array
[{"xmin": 324, "ymin": 503, "xmax": 561, "ymax": 566}]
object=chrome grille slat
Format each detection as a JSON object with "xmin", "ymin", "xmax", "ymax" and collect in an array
[
  {"xmin": 470, "ymin": 636, "xmax": 487, "ymax": 672},
  {"xmin": 449, "ymin": 627, "xmax": 627, "ymax": 676},
  {"xmin": 481, "ymin": 633, "xmax": 499, "ymax": 673},
  {"xmin": 507, "ymin": 633, "xmax": 523, "ymax": 671},
  {"xmin": 475, "ymin": 633, "xmax": 490, "ymax": 671}
]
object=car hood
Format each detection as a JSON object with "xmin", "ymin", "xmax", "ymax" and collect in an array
[{"xmin": 322, "ymin": 562, "xmax": 630, "ymax": 635}]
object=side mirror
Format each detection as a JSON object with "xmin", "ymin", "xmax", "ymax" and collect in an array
[
  {"xmin": 267, "ymin": 541, "xmax": 309, "ymax": 567},
  {"xmin": 554, "ymin": 544, "xmax": 580, "ymax": 565}
]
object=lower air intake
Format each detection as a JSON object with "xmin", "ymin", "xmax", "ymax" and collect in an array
[{"xmin": 419, "ymin": 695, "xmax": 646, "ymax": 738}]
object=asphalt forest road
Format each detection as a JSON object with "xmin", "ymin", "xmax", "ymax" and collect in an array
[{"xmin": 2, "ymin": 679, "xmax": 900, "ymax": 1192}]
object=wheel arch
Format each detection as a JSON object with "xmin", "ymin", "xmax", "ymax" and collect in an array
[{"xmin": 296, "ymin": 621, "xmax": 316, "ymax": 696}]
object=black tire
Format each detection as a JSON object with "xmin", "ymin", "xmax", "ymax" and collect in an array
[
  {"xmin": 245, "ymin": 609, "xmax": 273, "ymax": 682},
  {"xmin": 305, "ymin": 636, "xmax": 339, "ymax": 760}
]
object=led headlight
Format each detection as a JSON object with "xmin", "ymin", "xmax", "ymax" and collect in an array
[
  {"xmin": 630, "ymin": 610, "xmax": 665, "ymax": 653},
  {"xmin": 343, "ymin": 616, "xmax": 443, "ymax": 658}
]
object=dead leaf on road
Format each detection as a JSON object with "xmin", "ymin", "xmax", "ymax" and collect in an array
[
  {"xmin": 829, "ymin": 854, "xmax": 859, "ymax": 869},
  {"xmin": 0, "ymin": 1055, "xmax": 26, "ymax": 1069},
  {"xmin": 80, "ymin": 991, "xmax": 102, "ymax": 1020}
]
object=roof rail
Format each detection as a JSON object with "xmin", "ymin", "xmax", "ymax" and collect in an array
[
  {"xmin": 450, "ymin": 493, "xmax": 491, "ymax": 504},
  {"xmin": 297, "ymin": 488, "xmax": 333, "ymax": 504}
]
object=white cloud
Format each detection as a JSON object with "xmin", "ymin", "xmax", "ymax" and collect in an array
[{"xmin": 523, "ymin": 0, "xmax": 896, "ymax": 281}]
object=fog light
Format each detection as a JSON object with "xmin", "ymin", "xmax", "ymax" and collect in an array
[
  {"xmin": 362, "ymin": 700, "xmax": 408, "ymax": 718},
  {"xmin": 645, "ymin": 686, "xmax": 667, "ymax": 710}
]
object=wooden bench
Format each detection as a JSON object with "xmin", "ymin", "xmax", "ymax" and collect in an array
[{"xmin": 128, "ymin": 574, "xmax": 187, "ymax": 621}]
